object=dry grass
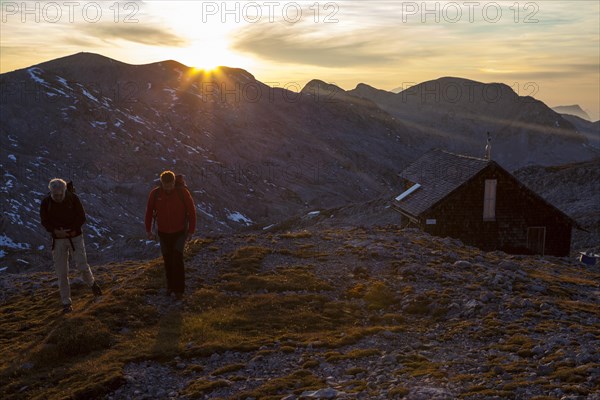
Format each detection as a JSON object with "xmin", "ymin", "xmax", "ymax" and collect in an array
[
  {"xmin": 0, "ymin": 260, "xmax": 165, "ymax": 400},
  {"xmin": 211, "ymin": 363, "xmax": 246, "ymax": 376},
  {"xmin": 234, "ymin": 369, "xmax": 323, "ymax": 399},
  {"xmin": 363, "ymin": 280, "xmax": 398, "ymax": 310},
  {"xmin": 229, "ymin": 246, "xmax": 272, "ymax": 272},
  {"xmin": 280, "ymin": 231, "xmax": 312, "ymax": 239},
  {"xmin": 218, "ymin": 266, "xmax": 332, "ymax": 293},
  {"xmin": 3, "ymin": 227, "xmax": 598, "ymax": 400},
  {"xmin": 183, "ymin": 379, "xmax": 231, "ymax": 398}
]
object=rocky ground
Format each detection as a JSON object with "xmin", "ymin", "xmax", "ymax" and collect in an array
[{"xmin": 1, "ymin": 225, "xmax": 599, "ymax": 399}]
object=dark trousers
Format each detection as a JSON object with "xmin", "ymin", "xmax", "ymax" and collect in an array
[{"xmin": 158, "ymin": 230, "xmax": 186, "ymax": 294}]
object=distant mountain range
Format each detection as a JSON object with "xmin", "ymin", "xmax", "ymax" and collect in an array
[
  {"xmin": 552, "ymin": 104, "xmax": 592, "ymax": 121},
  {"xmin": 1, "ymin": 52, "xmax": 598, "ymax": 271},
  {"xmin": 307, "ymin": 77, "xmax": 599, "ymax": 166}
]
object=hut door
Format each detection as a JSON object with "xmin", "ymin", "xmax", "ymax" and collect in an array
[{"xmin": 527, "ymin": 227, "xmax": 546, "ymax": 255}]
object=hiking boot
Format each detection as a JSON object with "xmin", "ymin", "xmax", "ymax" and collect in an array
[
  {"xmin": 91, "ymin": 281, "xmax": 102, "ymax": 297},
  {"xmin": 62, "ymin": 304, "xmax": 73, "ymax": 314}
]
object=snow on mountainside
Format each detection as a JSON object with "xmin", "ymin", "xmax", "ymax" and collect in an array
[
  {"xmin": 1, "ymin": 53, "xmax": 598, "ymax": 272},
  {"xmin": 1, "ymin": 53, "xmax": 419, "ymax": 271}
]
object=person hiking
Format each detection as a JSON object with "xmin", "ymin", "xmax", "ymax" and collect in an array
[
  {"xmin": 39, "ymin": 178, "xmax": 102, "ymax": 314},
  {"xmin": 145, "ymin": 171, "xmax": 196, "ymax": 300}
]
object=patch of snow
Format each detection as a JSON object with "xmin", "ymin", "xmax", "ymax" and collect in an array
[
  {"xmin": 49, "ymin": 87, "xmax": 68, "ymax": 96},
  {"xmin": 226, "ymin": 211, "xmax": 253, "ymax": 225},
  {"xmin": 90, "ymin": 121, "xmax": 107, "ymax": 128},
  {"xmin": 198, "ymin": 205, "xmax": 214, "ymax": 219},
  {"xmin": 56, "ymin": 76, "xmax": 71, "ymax": 88},
  {"xmin": 27, "ymin": 67, "xmax": 45, "ymax": 84},
  {"xmin": 5, "ymin": 209, "xmax": 23, "ymax": 225},
  {"xmin": 79, "ymin": 85, "xmax": 99, "ymax": 102},
  {"xmin": 0, "ymin": 234, "xmax": 31, "ymax": 250},
  {"xmin": 125, "ymin": 113, "xmax": 147, "ymax": 125},
  {"xmin": 8, "ymin": 154, "xmax": 16, "ymax": 162},
  {"xmin": 185, "ymin": 145, "xmax": 200, "ymax": 154},
  {"xmin": 0, "ymin": 250, "xmax": 5, "ymax": 258},
  {"xmin": 307, "ymin": 211, "xmax": 320, "ymax": 217}
]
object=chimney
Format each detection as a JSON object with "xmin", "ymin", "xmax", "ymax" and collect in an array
[{"xmin": 484, "ymin": 132, "xmax": 492, "ymax": 160}]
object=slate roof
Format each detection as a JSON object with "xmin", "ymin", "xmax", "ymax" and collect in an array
[
  {"xmin": 393, "ymin": 149, "xmax": 489, "ymax": 217},
  {"xmin": 393, "ymin": 149, "xmax": 582, "ymax": 229}
]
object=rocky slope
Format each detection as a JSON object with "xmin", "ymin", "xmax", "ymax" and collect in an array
[
  {"xmin": 2, "ymin": 54, "xmax": 598, "ymax": 274},
  {"xmin": 559, "ymin": 115, "xmax": 600, "ymax": 151},
  {"xmin": 0, "ymin": 53, "xmax": 420, "ymax": 271},
  {"xmin": 1, "ymin": 225, "xmax": 599, "ymax": 399}
]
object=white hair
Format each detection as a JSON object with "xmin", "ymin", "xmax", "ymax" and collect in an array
[{"xmin": 48, "ymin": 178, "xmax": 67, "ymax": 192}]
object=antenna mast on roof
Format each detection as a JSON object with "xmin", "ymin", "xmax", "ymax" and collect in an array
[{"xmin": 485, "ymin": 132, "xmax": 492, "ymax": 160}]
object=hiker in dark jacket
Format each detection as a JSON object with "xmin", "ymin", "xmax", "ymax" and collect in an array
[
  {"xmin": 39, "ymin": 178, "xmax": 102, "ymax": 314},
  {"xmin": 144, "ymin": 170, "xmax": 196, "ymax": 300}
]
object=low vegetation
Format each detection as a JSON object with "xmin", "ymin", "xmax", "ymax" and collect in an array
[{"xmin": 1, "ymin": 225, "xmax": 599, "ymax": 399}]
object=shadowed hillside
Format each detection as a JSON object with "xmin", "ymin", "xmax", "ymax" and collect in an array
[{"xmin": 2, "ymin": 53, "xmax": 598, "ymax": 273}]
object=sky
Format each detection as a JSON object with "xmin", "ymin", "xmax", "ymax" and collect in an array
[{"xmin": 1, "ymin": 0, "xmax": 599, "ymax": 120}]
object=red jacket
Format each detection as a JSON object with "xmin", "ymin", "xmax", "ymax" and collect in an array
[{"xmin": 145, "ymin": 187, "xmax": 196, "ymax": 234}]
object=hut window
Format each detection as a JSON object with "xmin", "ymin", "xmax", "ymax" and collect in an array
[{"xmin": 483, "ymin": 179, "xmax": 497, "ymax": 220}]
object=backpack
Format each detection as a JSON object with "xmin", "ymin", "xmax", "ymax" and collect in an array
[
  {"xmin": 46, "ymin": 180, "xmax": 76, "ymax": 212},
  {"xmin": 151, "ymin": 175, "xmax": 192, "ymax": 230}
]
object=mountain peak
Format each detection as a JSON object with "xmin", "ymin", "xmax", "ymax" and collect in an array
[
  {"xmin": 354, "ymin": 82, "xmax": 380, "ymax": 91},
  {"xmin": 301, "ymin": 79, "xmax": 345, "ymax": 94},
  {"xmin": 217, "ymin": 66, "xmax": 256, "ymax": 82},
  {"xmin": 152, "ymin": 59, "xmax": 190, "ymax": 71},
  {"xmin": 351, "ymin": 82, "xmax": 394, "ymax": 95},
  {"xmin": 34, "ymin": 52, "xmax": 128, "ymax": 70},
  {"xmin": 347, "ymin": 82, "xmax": 396, "ymax": 105},
  {"xmin": 552, "ymin": 105, "xmax": 591, "ymax": 121}
]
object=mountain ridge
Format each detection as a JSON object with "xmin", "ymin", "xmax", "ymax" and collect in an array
[
  {"xmin": 552, "ymin": 104, "xmax": 592, "ymax": 121},
  {"xmin": 1, "ymin": 52, "xmax": 597, "ymax": 271}
]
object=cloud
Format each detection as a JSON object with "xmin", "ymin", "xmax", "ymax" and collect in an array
[
  {"xmin": 479, "ymin": 63, "xmax": 600, "ymax": 80},
  {"xmin": 78, "ymin": 24, "xmax": 188, "ymax": 47},
  {"xmin": 231, "ymin": 23, "xmax": 446, "ymax": 68}
]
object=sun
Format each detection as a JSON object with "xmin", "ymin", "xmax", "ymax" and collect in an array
[{"xmin": 190, "ymin": 61, "xmax": 221, "ymax": 72}]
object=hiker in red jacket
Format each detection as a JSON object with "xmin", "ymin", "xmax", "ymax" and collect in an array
[{"xmin": 145, "ymin": 171, "xmax": 196, "ymax": 300}]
